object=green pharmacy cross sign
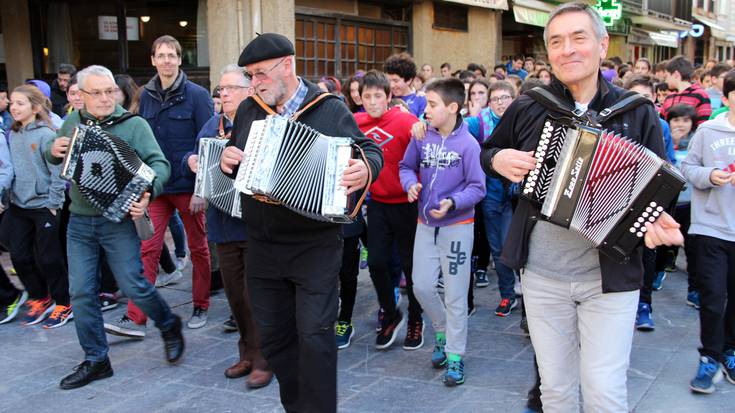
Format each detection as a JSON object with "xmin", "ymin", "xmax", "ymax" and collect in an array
[{"xmin": 594, "ymin": 0, "xmax": 622, "ymax": 26}]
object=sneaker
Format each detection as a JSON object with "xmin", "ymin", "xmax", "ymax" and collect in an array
[
  {"xmin": 436, "ymin": 275, "xmax": 444, "ymax": 292},
  {"xmin": 175, "ymin": 255, "xmax": 189, "ymax": 271},
  {"xmin": 104, "ymin": 314, "xmax": 146, "ymax": 338},
  {"xmin": 652, "ymin": 271, "xmax": 666, "ymax": 291},
  {"xmin": 0, "ymin": 290, "xmax": 28, "ymax": 324},
  {"xmin": 690, "ymin": 356, "xmax": 723, "ymax": 394},
  {"xmin": 359, "ymin": 247, "xmax": 368, "ymax": 270},
  {"xmin": 335, "ymin": 321, "xmax": 354, "ymax": 350},
  {"xmin": 664, "ymin": 249, "xmax": 677, "ymax": 272},
  {"xmin": 376, "ymin": 308, "xmax": 385, "ymax": 332},
  {"xmin": 222, "ymin": 315, "xmax": 238, "ymax": 332},
  {"xmin": 724, "ymin": 350, "xmax": 735, "ymax": 385},
  {"xmin": 99, "ymin": 293, "xmax": 118, "ymax": 312},
  {"xmin": 375, "ymin": 310, "xmax": 404, "ymax": 350},
  {"xmin": 20, "ymin": 297, "xmax": 54, "ymax": 325},
  {"xmin": 431, "ymin": 336, "xmax": 447, "ymax": 368},
  {"xmin": 687, "ymin": 291, "xmax": 701, "ymax": 309},
  {"xmin": 187, "ymin": 306, "xmax": 208, "ymax": 329},
  {"xmin": 42, "ymin": 305, "xmax": 74, "ymax": 329},
  {"xmin": 635, "ymin": 302, "xmax": 655, "ymax": 331},
  {"xmin": 474, "ymin": 270, "xmax": 489, "ymax": 288},
  {"xmin": 467, "ymin": 305, "xmax": 476, "ymax": 318},
  {"xmin": 155, "ymin": 269, "xmax": 183, "ymax": 287},
  {"xmin": 403, "ymin": 318, "xmax": 424, "ymax": 350},
  {"xmin": 495, "ymin": 297, "xmax": 517, "ymax": 317},
  {"xmin": 394, "ymin": 286, "xmax": 401, "ymax": 307},
  {"xmin": 444, "ymin": 358, "xmax": 465, "ymax": 386}
]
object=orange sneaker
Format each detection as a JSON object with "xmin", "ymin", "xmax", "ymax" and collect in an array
[{"xmin": 42, "ymin": 304, "xmax": 74, "ymax": 329}]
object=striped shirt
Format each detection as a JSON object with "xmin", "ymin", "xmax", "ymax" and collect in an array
[{"xmin": 660, "ymin": 84, "xmax": 712, "ymax": 126}]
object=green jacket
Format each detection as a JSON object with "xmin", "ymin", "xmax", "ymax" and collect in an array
[{"xmin": 45, "ymin": 105, "xmax": 170, "ymax": 216}]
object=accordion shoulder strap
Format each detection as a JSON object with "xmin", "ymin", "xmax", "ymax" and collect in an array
[
  {"xmin": 250, "ymin": 94, "xmax": 278, "ymax": 116},
  {"xmin": 249, "ymin": 93, "xmax": 333, "ymax": 121},
  {"xmin": 348, "ymin": 144, "xmax": 373, "ymax": 220},
  {"xmin": 595, "ymin": 91, "xmax": 652, "ymax": 123}
]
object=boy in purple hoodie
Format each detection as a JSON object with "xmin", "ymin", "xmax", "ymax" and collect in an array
[{"xmin": 399, "ymin": 78, "xmax": 486, "ymax": 386}]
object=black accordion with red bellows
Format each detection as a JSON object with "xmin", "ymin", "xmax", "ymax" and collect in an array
[{"xmin": 521, "ymin": 117, "xmax": 685, "ymax": 263}]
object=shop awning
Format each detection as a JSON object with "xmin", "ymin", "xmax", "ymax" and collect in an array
[
  {"xmin": 513, "ymin": 6, "xmax": 549, "ymax": 27},
  {"xmin": 444, "ymin": 0, "xmax": 509, "ymax": 10},
  {"xmin": 692, "ymin": 14, "xmax": 726, "ymax": 32},
  {"xmin": 629, "ymin": 28, "xmax": 679, "ymax": 48},
  {"xmin": 648, "ymin": 31, "xmax": 679, "ymax": 48},
  {"xmin": 630, "ymin": 15, "xmax": 690, "ymax": 31}
]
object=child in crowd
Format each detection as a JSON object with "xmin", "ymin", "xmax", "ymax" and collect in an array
[
  {"xmin": 384, "ymin": 52, "xmax": 426, "ymax": 118},
  {"xmin": 0, "ymin": 85, "xmax": 11, "ymax": 134},
  {"xmin": 681, "ymin": 71, "xmax": 735, "ymax": 394},
  {"xmin": 400, "ymin": 78, "xmax": 485, "ymax": 386},
  {"xmin": 0, "ymin": 85, "xmax": 70, "ymax": 328}
]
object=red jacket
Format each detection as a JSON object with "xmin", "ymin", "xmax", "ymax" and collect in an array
[{"xmin": 355, "ymin": 107, "xmax": 418, "ymax": 204}]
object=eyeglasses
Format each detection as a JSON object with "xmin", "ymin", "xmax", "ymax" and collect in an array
[
  {"xmin": 490, "ymin": 95, "xmax": 512, "ymax": 104},
  {"xmin": 245, "ymin": 57, "xmax": 287, "ymax": 81},
  {"xmin": 218, "ymin": 85, "xmax": 248, "ymax": 94},
  {"xmin": 80, "ymin": 88, "xmax": 119, "ymax": 99}
]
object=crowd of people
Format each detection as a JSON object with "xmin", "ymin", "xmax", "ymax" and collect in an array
[{"xmin": 0, "ymin": 2, "xmax": 734, "ymax": 412}]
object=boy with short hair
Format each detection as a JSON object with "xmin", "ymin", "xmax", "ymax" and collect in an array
[
  {"xmin": 354, "ymin": 70, "xmax": 424, "ymax": 350},
  {"xmin": 399, "ymin": 78, "xmax": 485, "ymax": 386},
  {"xmin": 662, "ymin": 55, "xmax": 712, "ymax": 126},
  {"xmin": 681, "ymin": 70, "xmax": 735, "ymax": 394},
  {"xmin": 706, "ymin": 63, "xmax": 733, "ymax": 110},
  {"xmin": 384, "ymin": 52, "xmax": 427, "ymax": 118}
]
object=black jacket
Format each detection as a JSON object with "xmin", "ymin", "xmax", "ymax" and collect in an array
[
  {"xmin": 225, "ymin": 80, "xmax": 383, "ymax": 244},
  {"xmin": 480, "ymin": 75, "xmax": 665, "ymax": 293},
  {"xmin": 50, "ymin": 80, "xmax": 68, "ymax": 117}
]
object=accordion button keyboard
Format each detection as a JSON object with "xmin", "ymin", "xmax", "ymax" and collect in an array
[{"xmin": 629, "ymin": 227, "xmax": 636, "ymax": 233}]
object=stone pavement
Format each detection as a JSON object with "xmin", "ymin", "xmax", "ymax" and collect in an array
[{"xmin": 1, "ymin": 258, "xmax": 733, "ymax": 413}]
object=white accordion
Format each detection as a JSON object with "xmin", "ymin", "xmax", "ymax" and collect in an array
[
  {"xmin": 193, "ymin": 137, "xmax": 242, "ymax": 218},
  {"xmin": 233, "ymin": 115, "xmax": 357, "ymax": 223}
]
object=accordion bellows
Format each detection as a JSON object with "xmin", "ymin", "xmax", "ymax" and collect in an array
[
  {"xmin": 234, "ymin": 115, "xmax": 355, "ymax": 223},
  {"xmin": 194, "ymin": 138, "xmax": 241, "ymax": 218},
  {"xmin": 522, "ymin": 117, "xmax": 686, "ymax": 263},
  {"xmin": 61, "ymin": 126, "xmax": 155, "ymax": 223}
]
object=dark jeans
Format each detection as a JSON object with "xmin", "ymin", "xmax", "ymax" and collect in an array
[
  {"xmin": 247, "ymin": 234, "xmax": 341, "ymax": 413},
  {"xmin": 98, "ymin": 238, "xmax": 176, "ymax": 295},
  {"xmin": 695, "ymin": 235, "xmax": 735, "ymax": 362},
  {"xmin": 168, "ymin": 211, "xmax": 187, "ymax": 258},
  {"xmin": 217, "ymin": 241, "xmax": 268, "ymax": 370},
  {"xmin": 482, "ymin": 198, "xmax": 516, "ymax": 299},
  {"xmin": 367, "ymin": 201, "xmax": 422, "ymax": 322},
  {"xmin": 338, "ymin": 235, "xmax": 360, "ymax": 323},
  {"xmin": 1, "ymin": 205, "xmax": 69, "ymax": 305},
  {"xmin": 472, "ymin": 204, "xmax": 490, "ymax": 271},
  {"xmin": 67, "ymin": 215, "xmax": 175, "ymax": 362}
]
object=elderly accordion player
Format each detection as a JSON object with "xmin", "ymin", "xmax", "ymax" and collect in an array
[
  {"xmin": 521, "ymin": 117, "xmax": 686, "ymax": 263},
  {"xmin": 234, "ymin": 115, "xmax": 368, "ymax": 223},
  {"xmin": 194, "ymin": 137, "xmax": 241, "ymax": 218},
  {"xmin": 60, "ymin": 125, "xmax": 155, "ymax": 230}
]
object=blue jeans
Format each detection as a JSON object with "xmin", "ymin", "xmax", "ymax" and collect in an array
[
  {"xmin": 168, "ymin": 211, "xmax": 187, "ymax": 258},
  {"xmin": 67, "ymin": 215, "xmax": 175, "ymax": 362},
  {"xmin": 482, "ymin": 198, "xmax": 516, "ymax": 299}
]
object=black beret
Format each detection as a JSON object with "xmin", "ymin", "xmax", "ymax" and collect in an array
[{"xmin": 238, "ymin": 33, "xmax": 295, "ymax": 67}]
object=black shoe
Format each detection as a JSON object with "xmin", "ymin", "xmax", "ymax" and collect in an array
[
  {"xmin": 161, "ymin": 315, "xmax": 185, "ymax": 363},
  {"xmin": 375, "ymin": 310, "xmax": 405, "ymax": 350},
  {"xmin": 222, "ymin": 315, "xmax": 238, "ymax": 332},
  {"xmin": 59, "ymin": 358, "xmax": 114, "ymax": 389},
  {"xmin": 403, "ymin": 318, "xmax": 424, "ymax": 350}
]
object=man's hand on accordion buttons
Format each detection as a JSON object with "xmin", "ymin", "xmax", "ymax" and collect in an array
[
  {"xmin": 644, "ymin": 212, "xmax": 684, "ymax": 249},
  {"xmin": 492, "ymin": 149, "xmax": 536, "ymax": 183},
  {"xmin": 342, "ymin": 159, "xmax": 369, "ymax": 195},
  {"xmin": 188, "ymin": 154, "xmax": 199, "ymax": 174},
  {"xmin": 50, "ymin": 137, "xmax": 71, "ymax": 158},
  {"xmin": 189, "ymin": 195, "xmax": 206, "ymax": 214},
  {"xmin": 220, "ymin": 146, "xmax": 244, "ymax": 174},
  {"xmin": 407, "ymin": 183, "xmax": 422, "ymax": 203},
  {"xmin": 129, "ymin": 192, "xmax": 150, "ymax": 220}
]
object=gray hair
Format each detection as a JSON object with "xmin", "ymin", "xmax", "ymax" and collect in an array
[
  {"xmin": 220, "ymin": 64, "xmax": 250, "ymax": 85},
  {"xmin": 543, "ymin": 2, "xmax": 608, "ymax": 46},
  {"xmin": 76, "ymin": 65, "xmax": 116, "ymax": 90}
]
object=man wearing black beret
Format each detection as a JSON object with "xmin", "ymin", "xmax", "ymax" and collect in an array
[{"xmin": 220, "ymin": 33, "xmax": 382, "ymax": 413}]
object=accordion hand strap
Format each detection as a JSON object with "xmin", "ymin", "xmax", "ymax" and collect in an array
[{"xmin": 348, "ymin": 144, "xmax": 372, "ymax": 220}]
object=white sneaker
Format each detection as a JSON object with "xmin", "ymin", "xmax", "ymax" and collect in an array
[
  {"xmin": 175, "ymin": 255, "xmax": 189, "ymax": 271},
  {"xmin": 187, "ymin": 307, "xmax": 208, "ymax": 329},
  {"xmin": 155, "ymin": 270, "xmax": 183, "ymax": 287}
]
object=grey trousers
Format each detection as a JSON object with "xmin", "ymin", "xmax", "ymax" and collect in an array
[{"xmin": 412, "ymin": 222, "xmax": 473, "ymax": 356}]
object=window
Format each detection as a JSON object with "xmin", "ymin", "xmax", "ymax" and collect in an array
[{"xmin": 433, "ymin": 1, "xmax": 468, "ymax": 32}]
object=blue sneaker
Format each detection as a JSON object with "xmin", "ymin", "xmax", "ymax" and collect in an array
[
  {"xmin": 724, "ymin": 350, "xmax": 735, "ymax": 385},
  {"xmin": 444, "ymin": 358, "xmax": 465, "ymax": 386},
  {"xmin": 431, "ymin": 337, "xmax": 447, "ymax": 368},
  {"xmin": 690, "ymin": 356, "xmax": 723, "ymax": 394},
  {"xmin": 687, "ymin": 291, "xmax": 701, "ymax": 309},
  {"xmin": 635, "ymin": 302, "xmax": 654, "ymax": 331},
  {"xmin": 394, "ymin": 286, "xmax": 401, "ymax": 308},
  {"xmin": 335, "ymin": 321, "xmax": 354, "ymax": 350},
  {"xmin": 652, "ymin": 271, "xmax": 666, "ymax": 291}
]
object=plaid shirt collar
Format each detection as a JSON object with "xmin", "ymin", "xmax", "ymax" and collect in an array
[{"xmin": 279, "ymin": 78, "xmax": 308, "ymax": 117}]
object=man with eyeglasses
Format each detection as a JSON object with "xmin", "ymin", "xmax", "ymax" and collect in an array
[
  {"xmin": 182, "ymin": 64, "xmax": 273, "ymax": 390},
  {"xmin": 46, "ymin": 65, "xmax": 184, "ymax": 390},
  {"xmin": 105, "ymin": 35, "xmax": 214, "ymax": 338},
  {"xmin": 219, "ymin": 33, "xmax": 382, "ymax": 413}
]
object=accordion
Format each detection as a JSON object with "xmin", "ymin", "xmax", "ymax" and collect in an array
[
  {"xmin": 193, "ymin": 137, "xmax": 241, "ymax": 218},
  {"xmin": 522, "ymin": 117, "xmax": 686, "ymax": 262},
  {"xmin": 233, "ymin": 115, "xmax": 361, "ymax": 223},
  {"xmin": 61, "ymin": 125, "xmax": 155, "ymax": 223}
]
